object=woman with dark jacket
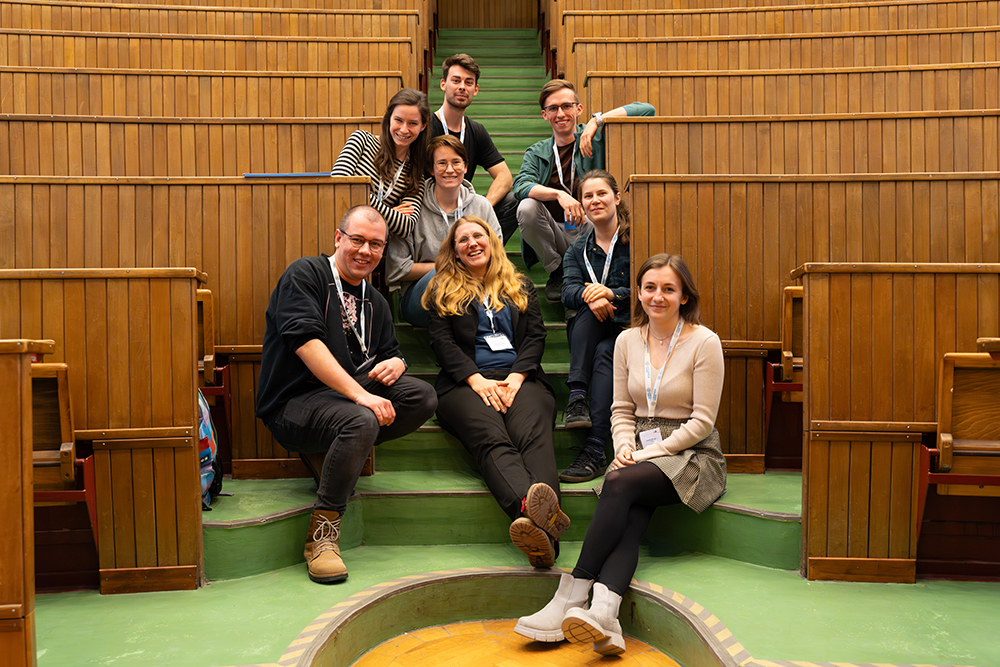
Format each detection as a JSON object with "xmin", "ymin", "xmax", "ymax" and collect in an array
[{"xmin": 423, "ymin": 215, "xmax": 569, "ymax": 567}]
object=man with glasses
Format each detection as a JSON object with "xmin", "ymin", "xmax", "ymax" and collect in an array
[
  {"xmin": 432, "ymin": 53, "xmax": 518, "ymax": 242},
  {"xmin": 513, "ymin": 80, "xmax": 654, "ymax": 302},
  {"xmin": 256, "ymin": 205, "xmax": 437, "ymax": 585}
]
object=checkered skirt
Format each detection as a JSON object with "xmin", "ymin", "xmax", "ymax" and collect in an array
[{"xmin": 597, "ymin": 417, "xmax": 727, "ymax": 514}]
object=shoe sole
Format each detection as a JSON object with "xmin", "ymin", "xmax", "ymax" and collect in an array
[
  {"xmin": 525, "ymin": 483, "xmax": 571, "ymax": 540},
  {"xmin": 308, "ymin": 571, "xmax": 348, "ymax": 584},
  {"xmin": 558, "ymin": 470, "xmax": 602, "ymax": 483},
  {"xmin": 563, "ymin": 418, "xmax": 592, "ymax": 429},
  {"xmin": 561, "ymin": 612, "xmax": 625, "ymax": 655},
  {"xmin": 512, "ymin": 621, "xmax": 564, "ymax": 642},
  {"xmin": 509, "ymin": 517, "xmax": 554, "ymax": 568}
]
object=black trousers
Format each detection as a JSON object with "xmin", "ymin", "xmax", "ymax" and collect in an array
[
  {"xmin": 572, "ymin": 462, "xmax": 681, "ymax": 595},
  {"xmin": 436, "ymin": 369, "xmax": 558, "ymax": 520},
  {"xmin": 264, "ymin": 375, "xmax": 437, "ymax": 512}
]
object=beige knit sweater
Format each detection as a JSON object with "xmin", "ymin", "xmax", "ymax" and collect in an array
[{"xmin": 610, "ymin": 324, "xmax": 725, "ymax": 461}]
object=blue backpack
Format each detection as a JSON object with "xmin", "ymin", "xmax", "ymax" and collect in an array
[{"xmin": 197, "ymin": 390, "xmax": 223, "ymax": 510}]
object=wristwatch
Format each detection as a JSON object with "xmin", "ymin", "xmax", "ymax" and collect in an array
[{"xmin": 592, "ymin": 111, "xmax": 604, "ymax": 128}]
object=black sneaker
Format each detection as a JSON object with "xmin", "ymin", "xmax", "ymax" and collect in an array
[
  {"xmin": 559, "ymin": 447, "xmax": 608, "ymax": 483},
  {"xmin": 564, "ymin": 396, "xmax": 592, "ymax": 429},
  {"xmin": 544, "ymin": 266, "xmax": 563, "ymax": 303}
]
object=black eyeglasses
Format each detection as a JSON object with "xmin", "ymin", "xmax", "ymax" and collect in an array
[
  {"xmin": 342, "ymin": 233, "xmax": 386, "ymax": 253},
  {"xmin": 543, "ymin": 102, "xmax": 579, "ymax": 114}
]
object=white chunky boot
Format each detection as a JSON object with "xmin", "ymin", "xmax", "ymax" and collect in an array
[
  {"xmin": 561, "ymin": 582, "xmax": 626, "ymax": 655},
  {"xmin": 514, "ymin": 573, "xmax": 593, "ymax": 642}
]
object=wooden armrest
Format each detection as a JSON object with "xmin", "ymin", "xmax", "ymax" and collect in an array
[
  {"xmin": 59, "ymin": 441, "xmax": 75, "ymax": 482},
  {"xmin": 781, "ymin": 350, "xmax": 794, "ymax": 382},
  {"xmin": 937, "ymin": 432, "xmax": 953, "ymax": 471},
  {"xmin": 952, "ymin": 439, "xmax": 1000, "ymax": 455},
  {"xmin": 198, "ymin": 289, "xmax": 216, "ymax": 385},
  {"xmin": 33, "ymin": 450, "xmax": 61, "ymax": 466}
]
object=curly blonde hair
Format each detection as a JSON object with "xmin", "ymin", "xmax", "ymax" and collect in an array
[{"xmin": 422, "ymin": 216, "xmax": 529, "ymax": 317}]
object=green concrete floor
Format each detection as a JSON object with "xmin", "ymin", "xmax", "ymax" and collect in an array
[{"xmin": 35, "ymin": 542, "xmax": 1000, "ymax": 667}]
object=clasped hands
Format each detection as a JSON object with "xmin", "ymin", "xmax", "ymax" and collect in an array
[
  {"xmin": 582, "ymin": 282, "xmax": 616, "ymax": 321},
  {"xmin": 355, "ymin": 357, "xmax": 407, "ymax": 426},
  {"xmin": 467, "ymin": 372, "xmax": 524, "ymax": 414}
]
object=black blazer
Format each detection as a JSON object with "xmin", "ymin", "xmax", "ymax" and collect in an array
[{"xmin": 427, "ymin": 277, "xmax": 552, "ymax": 397}]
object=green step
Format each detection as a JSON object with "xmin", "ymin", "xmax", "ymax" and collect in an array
[
  {"xmin": 434, "ymin": 54, "xmax": 541, "ymax": 67},
  {"xmin": 429, "ymin": 90, "xmax": 544, "ymax": 106},
  {"xmin": 396, "ymin": 325, "xmax": 568, "ymax": 366}
]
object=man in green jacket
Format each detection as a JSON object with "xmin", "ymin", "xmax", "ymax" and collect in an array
[{"xmin": 512, "ymin": 79, "xmax": 654, "ymax": 302}]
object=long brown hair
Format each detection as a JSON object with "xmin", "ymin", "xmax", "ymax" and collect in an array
[
  {"xmin": 576, "ymin": 169, "xmax": 630, "ymax": 244},
  {"xmin": 374, "ymin": 89, "xmax": 430, "ymax": 199},
  {"xmin": 632, "ymin": 253, "xmax": 701, "ymax": 328},
  {"xmin": 422, "ymin": 216, "xmax": 529, "ymax": 317}
]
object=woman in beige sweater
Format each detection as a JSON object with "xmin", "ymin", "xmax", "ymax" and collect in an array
[{"xmin": 514, "ymin": 253, "xmax": 726, "ymax": 656}]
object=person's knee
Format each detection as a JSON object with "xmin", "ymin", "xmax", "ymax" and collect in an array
[
  {"xmin": 344, "ymin": 410, "xmax": 381, "ymax": 444},
  {"xmin": 601, "ymin": 467, "xmax": 629, "ymax": 497},
  {"xmin": 516, "ymin": 198, "xmax": 545, "ymax": 228}
]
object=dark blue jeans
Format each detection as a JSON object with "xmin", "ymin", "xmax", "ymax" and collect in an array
[{"xmin": 567, "ymin": 306, "xmax": 624, "ymax": 440}]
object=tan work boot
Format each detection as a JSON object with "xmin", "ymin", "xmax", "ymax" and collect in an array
[{"xmin": 303, "ymin": 509, "xmax": 348, "ymax": 584}]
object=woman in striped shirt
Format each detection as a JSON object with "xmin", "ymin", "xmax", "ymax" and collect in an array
[{"xmin": 332, "ymin": 89, "xmax": 430, "ymax": 238}]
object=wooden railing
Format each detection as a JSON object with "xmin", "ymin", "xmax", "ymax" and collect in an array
[
  {"xmin": 0, "ymin": 269, "xmax": 206, "ymax": 593},
  {"xmin": 0, "ymin": 67, "xmax": 403, "ymax": 117},
  {"xmin": 0, "ymin": 116, "xmax": 380, "ymax": 176},
  {"xmin": 0, "ymin": 339, "xmax": 52, "ymax": 666}
]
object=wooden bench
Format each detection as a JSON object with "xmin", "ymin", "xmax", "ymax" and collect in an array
[
  {"xmin": 978, "ymin": 336, "xmax": 1000, "ymax": 359},
  {"xmin": 583, "ymin": 62, "xmax": 1000, "ymax": 117},
  {"xmin": 603, "ymin": 110, "xmax": 1000, "ymax": 178},
  {"xmin": 764, "ymin": 286, "xmax": 804, "ymax": 440},
  {"xmin": 0, "ymin": 339, "xmax": 52, "ymax": 667},
  {"xmin": 0, "ymin": 116, "xmax": 380, "ymax": 176},
  {"xmin": 558, "ymin": 0, "xmax": 998, "ymax": 66},
  {"xmin": 793, "ymin": 262, "xmax": 1000, "ymax": 583},
  {"xmin": 0, "ymin": 29, "xmax": 416, "ymax": 82},
  {"xmin": 0, "ymin": 66, "xmax": 403, "ymax": 117},
  {"xmin": 0, "ymin": 268, "xmax": 206, "ymax": 594},
  {"xmin": 565, "ymin": 26, "xmax": 1000, "ymax": 82}
]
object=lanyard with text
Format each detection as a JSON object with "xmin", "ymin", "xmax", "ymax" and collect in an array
[
  {"xmin": 583, "ymin": 227, "xmax": 619, "ymax": 286},
  {"xmin": 329, "ymin": 255, "xmax": 369, "ymax": 361},
  {"xmin": 482, "ymin": 295, "xmax": 497, "ymax": 333},
  {"xmin": 551, "ymin": 135, "xmax": 576, "ymax": 194},
  {"xmin": 482, "ymin": 295, "xmax": 514, "ymax": 351},
  {"xmin": 643, "ymin": 318, "xmax": 684, "ymax": 415},
  {"xmin": 441, "ymin": 188, "xmax": 464, "ymax": 229},
  {"xmin": 436, "ymin": 108, "xmax": 465, "ymax": 144},
  {"xmin": 376, "ymin": 158, "xmax": 407, "ymax": 204}
]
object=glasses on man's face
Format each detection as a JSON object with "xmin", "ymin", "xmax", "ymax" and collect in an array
[
  {"xmin": 342, "ymin": 233, "xmax": 386, "ymax": 253},
  {"xmin": 543, "ymin": 102, "xmax": 579, "ymax": 115}
]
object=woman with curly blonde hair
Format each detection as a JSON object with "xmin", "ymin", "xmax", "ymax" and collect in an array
[{"xmin": 423, "ymin": 216, "xmax": 569, "ymax": 568}]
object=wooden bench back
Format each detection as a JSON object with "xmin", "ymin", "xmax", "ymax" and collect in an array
[
  {"xmin": 0, "ymin": 67, "xmax": 403, "ymax": 117},
  {"xmin": 0, "ymin": 116, "xmax": 380, "ymax": 176},
  {"xmin": 583, "ymin": 63, "xmax": 1000, "ymax": 117},
  {"xmin": 566, "ymin": 27, "xmax": 1000, "ymax": 82},
  {"xmin": 558, "ymin": 1, "xmax": 998, "ymax": 63},
  {"xmin": 604, "ymin": 111, "xmax": 1000, "ymax": 179},
  {"xmin": 0, "ymin": 30, "xmax": 416, "ymax": 82},
  {"xmin": 0, "ymin": 176, "xmax": 369, "ymax": 348},
  {"xmin": 31, "ymin": 362, "xmax": 75, "ymax": 486},
  {"xmin": 780, "ymin": 286, "xmax": 804, "ymax": 388}
]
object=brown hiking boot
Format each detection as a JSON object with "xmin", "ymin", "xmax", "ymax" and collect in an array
[{"xmin": 303, "ymin": 509, "xmax": 348, "ymax": 584}]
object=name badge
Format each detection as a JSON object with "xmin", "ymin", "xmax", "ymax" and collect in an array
[
  {"xmin": 485, "ymin": 333, "xmax": 514, "ymax": 351},
  {"xmin": 638, "ymin": 427, "xmax": 662, "ymax": 450}
]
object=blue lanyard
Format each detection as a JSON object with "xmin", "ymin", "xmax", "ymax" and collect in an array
[{"xmin": 582, "ymin": 227, "xmax": 619, "ymax": 286}]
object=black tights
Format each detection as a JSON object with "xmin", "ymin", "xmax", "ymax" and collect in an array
[{"xmin": 572, "ymin": 462, "xmax": 681, "ymax": 596}]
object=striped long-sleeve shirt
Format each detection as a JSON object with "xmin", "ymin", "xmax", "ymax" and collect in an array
[{"xmin": 331, "ymin": 130, "xmax": 423, "ymax": 238}]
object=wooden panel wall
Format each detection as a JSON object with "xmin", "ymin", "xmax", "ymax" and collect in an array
[
  {"xmin": 796, "ymin": 263, "xmax": 1000, "ymax": 582},
  {"xmin": 438, "ymin": 0, "xmax": 536, "ymax": 28},
  {"xmin": 604, "ymin": 111, "xmax": 1000, "ymax": 178},
  {"xmin": 226, "ymin": 351, "xmax": 291, "ymax": 476},
  {"xmin": 0, "ymin": 67, "xmax": 402, "ymax": 117},
  {"xmin": 0, "ymin": 270, "xmax": 204, "ymax": 591},
  {"xmin": 557, "ymin": 1, "xmax": 999, "ymax": 61},
  {"xmin": 0, "ymin": 116, "xmax": 381, "ymax": 176},
  {"xmin": 0, "ymin": 177, "xmax": 370, "ymax": 347},
  {"xmin": 565, "ymin": 27, "xmax": 1000, "ymax": 82},
  {"xmin": 81, "ymin": 0, "xmax": 429, "ymax": 10},
  {"xmin": 0, "ymin": 340, "xmax": 46, "ymax": 666},
  {"xmin": 583, "ymin": 63, "xmax": 1000, "ymax": 117},
  {"xmin": 0, "ymin": 30, "xmax": 416, "ymax": 83},
  {"xmin": 627, "ymin": 174, "xmax": 1000, "ymax": 342}
]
